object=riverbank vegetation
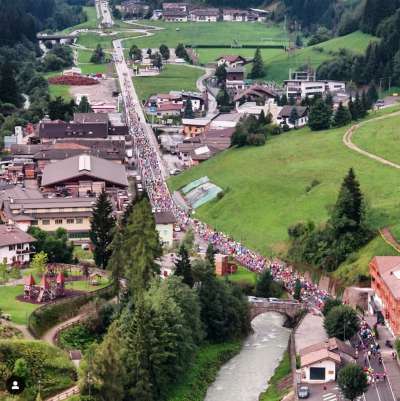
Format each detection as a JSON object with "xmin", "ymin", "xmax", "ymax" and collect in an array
[{"xmin": 77, "ymin": 197, "xmax": 251, "ymax": 401}]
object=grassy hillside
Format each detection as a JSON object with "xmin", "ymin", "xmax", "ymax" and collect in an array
[
  {"xmin": 134, "ymin": 64, "xmax": 203, "ymax": 102},
  {"xmin": 334, "ymin": 235, "xmax": 399, "ymax": 285},
  {"xmin": 169, "ymin": 107, "xmax": 400, "ymax": 259},
  {"xmin": 61, "ymin": 6, "xmax": 99, "ymax": 34},
  {"xmin": 264, "ymin": 31, "xmax": 377, "ymax": 82},
  {"xmin": 122, "ymin": 21, "xmax": 288, "ymax": 49},
  {"xmin": 352, "ymin": 113, "xmax": 400, "ymax": 165}
]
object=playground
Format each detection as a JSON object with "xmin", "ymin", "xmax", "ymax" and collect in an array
[{"xmin": 0, "ymin": 264, "xmax": 109, "ymax": 324}]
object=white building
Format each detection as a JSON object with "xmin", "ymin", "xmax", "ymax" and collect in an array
[
  {"xmin": 155, "ymin": 211, "xmax": 176, "ymax": 247},
  {"xmin": 223, "ymin": 9, "xmax": 248, "ymax": 21},
  {"xmin": 277, "ymin": 105, "xmax": 309, "ymax": 128},
  {"xmin": 189, "ymin": 8, "xmax": 219, "ymax": 22},
  {"xmin": 284, "ymin": 79, "xmax": 346, "ymax": 99},
  {"xmin": 301, "ymin": 349, "xmax": 340, "ymax": 383},
  {"xmin": 0, "ymin": 224, "xmax": 35, "ymax": 265}
]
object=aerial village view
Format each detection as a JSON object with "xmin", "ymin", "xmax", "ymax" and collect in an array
[{"xmin": 2, "ymin": 0, "xmax": 400, "ymax": 400}]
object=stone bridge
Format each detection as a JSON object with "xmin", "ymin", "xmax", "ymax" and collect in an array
[{"xmin": 248, "ymin": 297, "xmax": 305, "ymax": 321}]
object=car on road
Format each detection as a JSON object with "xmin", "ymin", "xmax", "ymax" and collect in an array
[{"xmin": 298, "ymin": 386, "xmax": 310, "ymax": 399}]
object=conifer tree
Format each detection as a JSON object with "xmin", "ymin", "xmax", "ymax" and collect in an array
[
  {"xmin": 0, "ymin": 62, "xmax": 20, "ymax": 106},
  {"xmin": 352, "ymin": 92, "xmax": 365, "ymax": 120},
  {"xmin": 367, "ymin": 83, "xmax": 379, "ymax": 106},
  {"xmin": 348, "ymin": 97, "xmax": 355, "ymax": 120},
  {"xmin": 77, "ymin": 96, "xmax": 92, "ymax": 113},
  {"xmin": 330, "ymin": 168, "xmax": 365, "ymax": 234},
  {"xmin": 90, "ymin": 191, "xmax": 116, "ymax": 269},
  {"xmin": 183, "ymin": 98, "xmax": 194, "ymax": 118},
  {"xmin": 308, "ymin": 99, "xmax": 332, "ymax": 131},
  {"xmin": 215, "ymin": 63, "xmax": 227, "ymax": 85},
  {"xmin": 333, "ymin": 102, "xmax": 352, "ymax": 127},
  {"xmin": 250, "ymin": 48, "xmax": 265, "ymax": 79},
  {"xmin": 175, "ymin": 244, "xmax": 194, "ymax": 288},
  {"xmin": 289, "ymin": 107, "xmax": 299, "ymax": 127},
  {"xmin": 206, "ymin": 243, "xmax": 216, "ymax": 268},
  {"xmin": 361, "ymin": 90, "xmax": 370, "ymax": 114},
  {"xmin": 90, "ymin": 44, "xmax": 105, "ymax": 64}
]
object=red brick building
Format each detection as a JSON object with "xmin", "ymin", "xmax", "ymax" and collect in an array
[{"xmin": 369, "ymin": 256, "xmax": 400, "ymax": 335}]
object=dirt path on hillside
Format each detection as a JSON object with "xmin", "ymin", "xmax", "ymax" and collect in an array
[
  {"xmin": 379, "ymin": 228, "xmax": 400, "ymax": 253},
  {"xmin": 342, "ymin": 110, "xmax": 400, "ymax": 169}
]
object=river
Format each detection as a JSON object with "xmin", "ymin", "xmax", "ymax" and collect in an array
[{"xmin": 205, "ymin": 312, "xmax": 291, "ymax": 401}]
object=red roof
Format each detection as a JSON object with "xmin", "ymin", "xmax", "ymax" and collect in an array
[
  {"xmin": 157, "ymin": 103, "xmax": 182, "ymax": 112},
  {"xmin": 217, "ymin": 55, "xmax": 245, "ymax": 63},
  {"xmin": 40, "ymin": 275, "xmax": 49, "ymax": 289},
  {"xmin": 56, "ymin": 272, "xmax": 65, "ymax": 284},
  {"xmin": 25, "ymin": 274, "xmax": 36, "ymax": 286},
  {"xmin": 371, "ymin": 256, "xmax": 400, "ymax": 300}
]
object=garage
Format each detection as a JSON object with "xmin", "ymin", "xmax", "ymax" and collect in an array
[{"xmin": 310, "ymin": 367, "xmax": 326, "ymax": 381}]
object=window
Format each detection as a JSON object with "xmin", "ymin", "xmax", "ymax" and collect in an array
[
  {"xmin": 67, "ymin": 219, "xmax": 74, "ymax": 224},
  {"xmin": 42, "ymin": 219, "xmax": 50, "ymax": 225},
  {"xmin": 76, "ymin": 218, "xmax": 83, "ymax": 224},
  {"xmin": 16, "ymin": 243, "xmax": 23, "ymax": 250},
  {"xmin": 31, "ymin": 220, "xmax": 38, "ymax": 226},
  {"xmin": 55, "ymin": 219, "xmax": 63, "ymax": 224},
  {"xmin": 8, "ymin": 245, "xmax": 15, "ymax": 251}
]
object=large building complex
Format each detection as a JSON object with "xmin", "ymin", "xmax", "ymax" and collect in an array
[{"xmin": 369, "ymin": 256, "xmax": 400, "ymax": 336}]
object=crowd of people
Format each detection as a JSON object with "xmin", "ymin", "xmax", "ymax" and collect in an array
[{"xmin": 118, "ymin": 49, "xmax": 330, "ymax": 311}]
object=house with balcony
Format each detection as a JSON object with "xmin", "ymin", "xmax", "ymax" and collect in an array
[
  {"xmin": 189, "ymin": 8, "xmax": 219, "ymax": 22},
  {"xmin": 0, "ymin": 224, "xmax": 35, "ymax": 265}
]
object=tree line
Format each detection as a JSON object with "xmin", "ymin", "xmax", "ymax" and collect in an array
[{"xmin": 80, "ymin": 195, "xmax": 251, "ymax": 401}]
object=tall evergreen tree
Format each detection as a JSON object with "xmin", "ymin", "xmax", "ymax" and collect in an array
[
  {"xmin": 175, "ymin": 244, "xmax": 194, "ymax": 288},
  {"xmin": 308, "ymin": 99, "xmax": 332, "ymax": 131},
  {"xmin": 77, "ymin": 96, "xmax": 92, "ymax": 113},
  {"xmin": 361, "ymin": 90, "xmax": 371, "ymax": 113},
  {"xmin": 90, "ymin": 190, "xmax": 116, "ymax": 269},
  {"xmin": 206, "ymin": 243, "xmax": 216, "ymax": 268},
  {"xmin": 330, "ymin": 168, "xmax": 365, "ymax": 234},
  {"xmin": 367, "ymin": 82, "xmax": 379, "ymax": 106},
  {"xmin": 352, "ymin": 92, "xmax": 365, "ymax": 120},
  {"xmin": 90, "ymin": 44, "xmax": 105, "ymax": 64},
  {"xmin": 183, "ymin": 98, "xmax": 194, "ymax": 118},
  {"xmin": 215, "ymin": 63, "xmax": 227, "ymax": 85},
  {"xmin": 114, "ymin": 197, "xmax": 162, "ymax": 296},
  {"xmin": 250, "ymin": 48, "xmax": 265, "ymax": 79},
  {"xmin": 333, "ymin": 102, "xmax": 352, "ymax": 127},
  {"xmin": 289, "ymin": 106, "xmax": 299, "ymax": 127},
  {"xmin": 0, "ymin": 62, "xmax": 20, "ymax": 107}
]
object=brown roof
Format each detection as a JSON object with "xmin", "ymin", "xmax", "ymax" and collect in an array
[
  {"xmin": 301, "ymin": 348, "xmax": 341, "ymax": 368},
  {"xmin": 73, "ymin": 113, "xmax": 109, "ymax": 124},
  {"xmin": 38, "ymin": 120, "xmax": 108, "ymax": 139},
  {"xmin": 233, "ymin": 84, "xmax": 277, "ymax": 102},
  {"xmin": 41, "ymin": 154, "xmax": 128, "ymax": 188},
  {"xmin": 155, "ymin": 211, "xmax": 176, "ymax": 224},
  {"xmin": 299, "ymin": 338, "xmax": 355, "ymax": 359},
  {"xmin": 0, "ymin": 225, "xmax": 35, "ymax": 247},
  {"xmin": 217, "ymin": 55, "xmax": 246, "ymax": 63},
  {"xmin": 371, "ymin": 256, "xmax": 400, "ymax": 300},
  {"xmin": 157, "ymin": 103, "xmax": 182, "ymax": 112},
  {"xmin": 163, "ymin": 9, "xmax": 187, "ymax": 17},
  {"xmin": 278, "ymin": 106, "xmax": 309, "ymax": 118},
  {"xmin": 190, "ymin": 8, "xmax": 219, "ymax": 16}
]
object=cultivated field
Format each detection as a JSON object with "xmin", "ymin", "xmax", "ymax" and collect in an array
[
  {"xmin": 169, "ymin": 106, "xmax": 400, "ymax": 260},
  {"xmin": 122, "ymin": 21, "xmax": 288, "ymax": 49},
  {"xmin": 134, "ymin": 64, "xmax": 204, "ymax": 102}
]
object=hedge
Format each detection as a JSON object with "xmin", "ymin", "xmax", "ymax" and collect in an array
[{"xmin": 28, "ymin": 285, "xmax": 114, "ymax": 338}]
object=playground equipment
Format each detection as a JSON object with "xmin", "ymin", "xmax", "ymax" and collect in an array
[{"xmin": 24, "ymin": 270, "xmax": 66, "ymax": 303}]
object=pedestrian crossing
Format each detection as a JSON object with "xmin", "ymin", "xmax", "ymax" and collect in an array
[{"xmin": 322, "ymin": 388, "xmax": 362, "ymax": 401}]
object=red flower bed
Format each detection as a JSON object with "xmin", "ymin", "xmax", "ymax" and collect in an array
[{"xmin": 48, "ymin": 75, "xmax": 99, "ymax": 86}]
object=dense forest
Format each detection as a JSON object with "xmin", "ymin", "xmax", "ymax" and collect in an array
[
  {"xmin": 0, "ymin": 0, "xmax": 89, "ymax": 143},
  {"xmin": 317, "ymin": 0, "xmax": 400, "ymax": 87}
]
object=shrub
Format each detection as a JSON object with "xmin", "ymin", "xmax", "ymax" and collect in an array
[
  {"xmin": 28, "ymin": 285, "xmax": 114, "ymax": 337},
  {"xmin": 0, "ymin": 340, "xmax": 75, "ymax": 400}
]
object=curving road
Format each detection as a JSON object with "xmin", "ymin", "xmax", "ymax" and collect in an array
[{"xmin": 343, "ymin": 110, "xmax": 400, "ymax": 169}]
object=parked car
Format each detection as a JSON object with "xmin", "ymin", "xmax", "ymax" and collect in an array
[{"xmin": 298, "ymin": 386, "xmax": 310, "ymax": 399}]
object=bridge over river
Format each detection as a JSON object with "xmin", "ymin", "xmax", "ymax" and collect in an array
[{"xmin": 248, "ymin": 297, "xmax": 304, "ymax": 321}]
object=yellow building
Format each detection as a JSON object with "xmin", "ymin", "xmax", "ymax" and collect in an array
[{"xmin": 1, "ymin": 197, "xmax": 95, "ymax": 242}]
